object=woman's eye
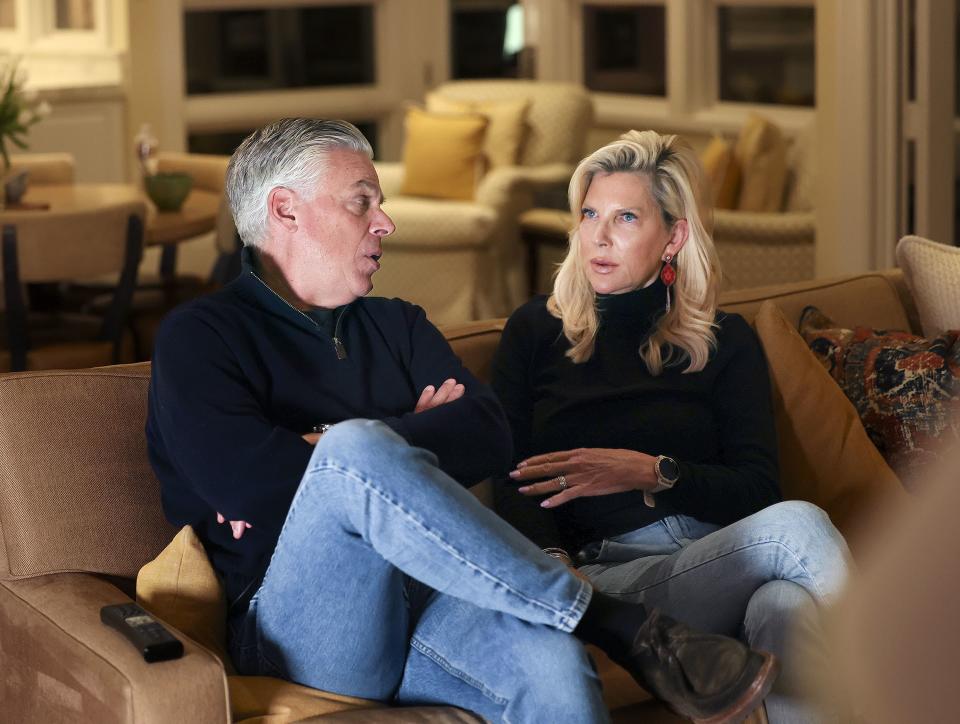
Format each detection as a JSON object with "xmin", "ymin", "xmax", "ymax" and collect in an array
[
  {"xmin": 621, "ymin": 212, "xmax": 637, "ymax": 222},
  {"xmin": 581, "ymin": 208, "xmax": 596, "ymax": 219}
]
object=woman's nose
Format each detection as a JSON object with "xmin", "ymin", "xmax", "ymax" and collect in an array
[{"xmin": 594, "ymin": 217, "xmax": 612, "ymax": 246}]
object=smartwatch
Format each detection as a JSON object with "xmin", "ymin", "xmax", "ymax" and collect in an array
[{"xmin": 644, "ymin": 455, "xmax": 680, "ymax": 508}]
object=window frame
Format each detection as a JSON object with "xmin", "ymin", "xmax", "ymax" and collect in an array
[{"xmin": 545, "ymin": 0, "xmax": 814, "ymax": 137}]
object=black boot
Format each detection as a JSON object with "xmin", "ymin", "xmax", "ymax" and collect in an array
[{"xmin": 617, "ymin": 608, "xmax": 779, "ymax": 724}]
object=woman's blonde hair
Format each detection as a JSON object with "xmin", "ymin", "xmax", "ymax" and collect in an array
[{"xmin": 548, "ymin": 130, "xmax": 722, "ymax": 374}]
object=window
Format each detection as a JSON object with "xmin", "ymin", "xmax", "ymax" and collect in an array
[
  {"xmin": 55, "ymin": 0, "xmax": 94, "ymax": 30},
  {"xmin": 184, "ymin": 5, "xmax": 375, "ymax": 95},
  {"xmin": 450, "ymin": 0, "xmax": 522, "ymax": 79},
  {"xmin": 717, "ymin": 4, "xmax": 815, "ymax": 106},
  {"xmin": 188, "ymin": 121, "xmax": 379, "ymax": 158},
  {"xmin": 582, "ymin": 4, "xmax": 666, "ymax": 96}
]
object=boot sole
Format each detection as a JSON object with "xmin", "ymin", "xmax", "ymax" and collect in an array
[{"xmin": 692, "ymin": 652, "xmax": 780, "ymax": 724}]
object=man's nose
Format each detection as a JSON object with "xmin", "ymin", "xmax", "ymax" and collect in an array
[{"xmin": 371, "ymin": 207, "xmax": 395, "ymax": 237}]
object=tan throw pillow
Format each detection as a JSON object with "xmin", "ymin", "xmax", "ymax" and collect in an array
[
  {"xmin": 895, "ymin": 235, "xmax": 960, "ymax": 337},
  {"xmin": 700, "ymin": 135, "xmax": 741, "ymax": 210},
  {"xmin": 734, "ymin": 114, "xmax": 789, "ymax": 212},
  {"xmin": 137, "ymin": 525, "xmax": 232, "ymax": 669},
  {"xmin": 753, "ymin": 301, "xmax": 908, "ymax": 553},
  {"xmin": 426, "ymin": 93, "xmax": 529, "ymax": 169},
  {"xmin": 400, "ymin": 106, "xmax": 488, "ymax": 201}
]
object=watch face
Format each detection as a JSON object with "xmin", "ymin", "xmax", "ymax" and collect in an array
[{"xmin": 659, "ymin": 456, "xmax": 680, "ymax": 483}]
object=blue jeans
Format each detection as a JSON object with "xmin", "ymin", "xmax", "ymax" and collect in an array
[
  {"xmin": 228, "ymin": 420, "xmax": 607, "ymax": 724},
  {"xmin": 577, "ymin": 503, "xmax": 851, "ymax": 724}
]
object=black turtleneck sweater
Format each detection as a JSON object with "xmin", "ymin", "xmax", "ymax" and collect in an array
[
  {"xmin": 147, "ymin": 248, "xmax": 513, "ymax": 615},
  {"xmin": 491, "ymin": 279, "xmax": 781, "ymax": 553}
]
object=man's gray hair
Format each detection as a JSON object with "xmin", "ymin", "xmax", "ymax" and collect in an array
[{"xmin": 225, "ymin": 118, "xmax": 373, "ymax": 247}]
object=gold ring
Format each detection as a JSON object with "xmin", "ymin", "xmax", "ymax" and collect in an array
[{"xmin": 557, "ymin": 474, "xmax": 568, "ymax": 491}]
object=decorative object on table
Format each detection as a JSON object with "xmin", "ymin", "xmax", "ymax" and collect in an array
[
  {"xmin": 0, "ymin": 58, "xmax": 52, "ymax": 206},
  {"xmin": 144, "ymin": 172, "xmax": 193, "ymax": 212},
  {"xmin": 135, "ymin": 123, "xmax": 193, "ymax": 212},
  {"xmin": 134, "ymin": 123, "xmax": 159, "ymax": 176}
]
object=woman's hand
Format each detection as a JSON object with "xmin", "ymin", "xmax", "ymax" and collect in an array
[{"xmin": 510, "ymin": 448, "xmax": 658, "ymax": 508}]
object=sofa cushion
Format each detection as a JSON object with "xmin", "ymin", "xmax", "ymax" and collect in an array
[
  {"xmin": 800, "ymin": 307, "xmax": 960, "ymax": 491},
  {"xmin": 895, "ymin": 235, "xmax": 960, "ymax": 337},
  {"xmin": 700, "ymin": 135, "xmax": 741, "ymax": 210},
  {"xmin": 399, "ymin": 106, "xmax": 487, "ymax": 201},
  {"xmin": 734, "ymin": 114, "xmax": 789, "ymax": 212},
  {"xmin": 753, "ymin": 302, "xmax": 906, "ymax": 550},
  {"xmin": 426, "ymin": 93, "xmax": 529, "ymax": 169},
  {"xmin": 137, "ymin": 525, "xmax": 231, "ymax": 668}
]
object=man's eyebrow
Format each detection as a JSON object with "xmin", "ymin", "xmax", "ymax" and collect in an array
[{"xmin": 355, "ymin": 179, "xmax": 385, "ymax": 204}]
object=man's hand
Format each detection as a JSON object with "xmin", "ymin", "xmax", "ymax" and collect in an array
[
  {"xmin": 216, "ymin": 512, "xmax": 252, "ymax": 540},
  {"xmin": 414, "ymin": 378, "xmax": 465, "ymax": 413},
  {"xmin": 509, "ymin": 447, "xmax": 658, "ymax": 508}
]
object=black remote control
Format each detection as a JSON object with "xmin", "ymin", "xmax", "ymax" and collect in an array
[{"xmin": 100, "ymin": 603, "xmax": 184, "ymax": 663}]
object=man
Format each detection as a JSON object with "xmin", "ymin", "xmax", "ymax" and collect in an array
[{"xmin": 147, "ymin": 118, "xmax": 777, "ymax": 723}]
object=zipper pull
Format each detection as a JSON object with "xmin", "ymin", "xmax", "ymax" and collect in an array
[{"xmin": 333, "ymin": 336, "xmax": 347, "ymax": 360}]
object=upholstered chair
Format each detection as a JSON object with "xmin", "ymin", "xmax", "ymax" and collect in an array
[
  {"xmin": 0, "ymin": 199, "xmax": 146, "ymax": 371},
  {"xmin": 7, "ymin": 152, "xmax": 76, "ymax": 185},
  {"xmin": 710, "ymin": 123, "xmax": 816, "ymax": 290},
  {"xmin": 373, "ymin": 80, "xmax": 593, "ymax": 324}
]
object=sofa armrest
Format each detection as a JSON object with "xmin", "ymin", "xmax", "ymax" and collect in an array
[
  {"xmin": 712, "ymin": 210, "xmax": 814, "ymax": 245},
  {"xmin": 475, "ymin": 163, "xmax": 573, "ymax": 208},
  {"xmin": 157, "ymin": 152, "xmax": 230, "ymax": 194},
  {"xmin": 0, "ymin": 573, "xmax": 229, "ymax": 724}
]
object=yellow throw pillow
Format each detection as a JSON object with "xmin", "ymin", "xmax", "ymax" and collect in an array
[
  {"xmin": 136, "ymin": 525, "xmax": 232, "ymax": 669},
  {"xmin": 700, "ymin": 136, "xmax": 741, "ymax": 210},
  {"xmin": 426, "ymin": 93, "xmax": 529, "ymax": 169},
  {"xmin": 753, "ymin": 301, "xmax": 908, "ymax": 555},
  {"xmin": 400, "ymin": 106, "xmax": 488, "ymax": 201},
  {"xmin": 734, "ymin": 114, "xmax": 789, "ymax": 212}
]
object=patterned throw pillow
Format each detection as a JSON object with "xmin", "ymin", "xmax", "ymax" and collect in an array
[{"xmin": 799, "ymin": 306, "xmax": 960, "ymax": 490}]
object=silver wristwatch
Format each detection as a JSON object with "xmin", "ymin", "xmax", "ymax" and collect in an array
[{"xmin": 644, "ymin": 455, "xmax": 680, "ymax": 508}]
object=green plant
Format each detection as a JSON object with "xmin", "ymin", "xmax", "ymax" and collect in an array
[{"xmin": 0, "ymin": 59, "xmax": 50, "ymax": 170}]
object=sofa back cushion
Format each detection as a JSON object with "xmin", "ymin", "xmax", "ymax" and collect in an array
[
  {"xmin": 719, "ymin": 271, "xmax": 914, "ymax": 332},
  {"xmin": 441, "ymin": 319, "xmax": 507, "ymax": 384},
  {"xmin": 432, "ymin": 80, "xmax": 593, "ymax": 167},
  {"xmin": 0, "ymin": 363, "xmax": 175, "ymax": 581}
]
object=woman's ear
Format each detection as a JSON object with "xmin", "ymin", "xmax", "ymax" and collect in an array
[
  {"xmin": 664, "ymin": 219, "xmax": 689, "ymax": 259},
  {"xmin": 267, "ymin": 186, "xmax": 298, "ymax": 233}
]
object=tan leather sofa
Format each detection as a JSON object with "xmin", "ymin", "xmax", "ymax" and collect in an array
[{"xmin": 0, "ymin": 270, "xmax": 917, "ymax": 723}]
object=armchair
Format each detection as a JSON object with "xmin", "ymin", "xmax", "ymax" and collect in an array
[
  {"xmin": 712, "ymin": 125, "xmax": 815, "ymax": 290},
  {"xmin": 374, "ymin": 80, "xmax": 593, "ymax": 324}
]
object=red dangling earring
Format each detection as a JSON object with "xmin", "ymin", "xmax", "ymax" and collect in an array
[{"xmin": 660, "ymin": 253, "xmax": 676, "ymax": 313}]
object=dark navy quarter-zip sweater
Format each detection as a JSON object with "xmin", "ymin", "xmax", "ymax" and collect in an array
[{"xmin": 147, "ymin": 249, "xmax": 513, "ymax": 613}]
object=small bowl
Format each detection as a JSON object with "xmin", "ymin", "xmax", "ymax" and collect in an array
[{"xmin": 145, "ymin": 172, "xmax": 193, "ymax": 212}]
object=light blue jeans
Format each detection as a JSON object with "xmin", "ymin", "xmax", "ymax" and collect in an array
[
  {"xmin": 576, "ymin": 503, "xmax": 851, "ymax": 724},
  {"xmin": 228, "ymin": 420, "xmax": 607, "ymax": 724}
]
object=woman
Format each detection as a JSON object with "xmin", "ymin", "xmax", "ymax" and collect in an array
[{"xmin": 493, "ymin": 130, "xmax": 850, "ymax": 723}]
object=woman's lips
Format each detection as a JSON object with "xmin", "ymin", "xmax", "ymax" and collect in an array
[{"xmin": 590, "ymin": 258, "xmax": 617, "ymax": 274}]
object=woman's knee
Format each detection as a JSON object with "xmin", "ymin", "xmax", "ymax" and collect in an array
[
  {"xmin": 513, "ymin": 631, "xmax": 603, "ymax": 709},
  {"xmin": 756, "ymin": 501, "xmax": 848, "ymax": 552}
]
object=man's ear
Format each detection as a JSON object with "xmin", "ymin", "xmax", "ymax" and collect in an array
[
  {"xmin": 664, "ymin": 218, "xmax": 688, "ymax": 259},
  {"xmin": 267, "ymin": 187, "xmax": 298, "ymax": 233}
]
